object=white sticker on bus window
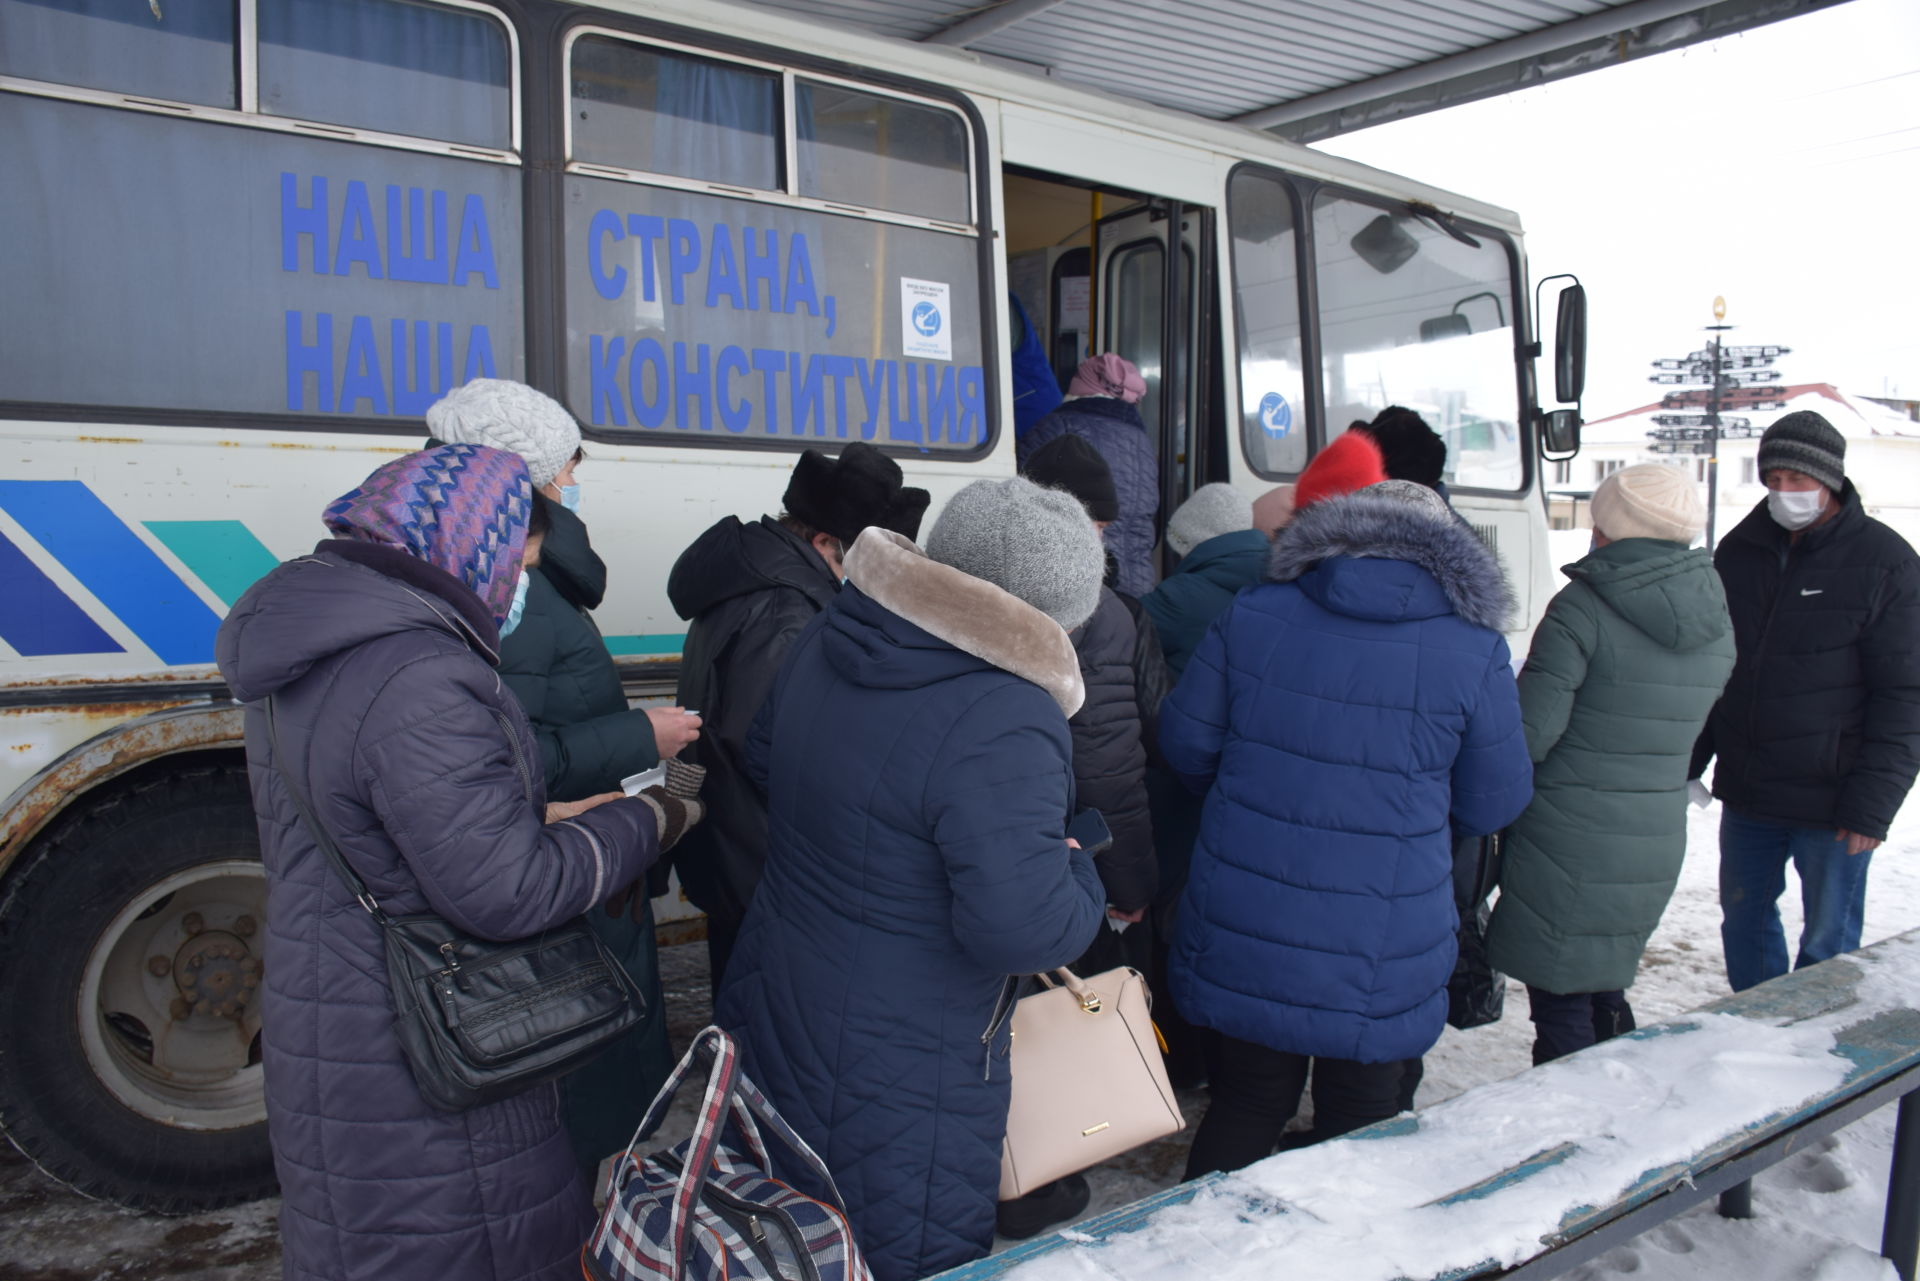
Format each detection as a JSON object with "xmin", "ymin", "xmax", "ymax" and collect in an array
[
  {"xmin": 901, "ymin": 278, "xmax": 953, "ymax": 362},
  {"xmin": 1058, "ymin": 276, "xmax": 1090, "ymax": 332}
]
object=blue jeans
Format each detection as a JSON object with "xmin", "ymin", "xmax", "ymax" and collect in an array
[{"xmin": 1719, "ymin": 808, "xmax": 1874, "ymax": 993}]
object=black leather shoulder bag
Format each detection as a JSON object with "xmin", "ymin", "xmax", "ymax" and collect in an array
[{"xmin": 265, "ymin": 698, "xmax": 645, "ymax": 1112}]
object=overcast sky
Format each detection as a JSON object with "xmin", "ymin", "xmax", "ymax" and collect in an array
[{"xmin": 1315, "ymin": 0, "xmax": 1920, "ymax": 418}]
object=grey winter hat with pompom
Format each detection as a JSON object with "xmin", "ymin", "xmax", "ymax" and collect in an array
[{"xmin": 924, "ymin": 477, "xmax": 1105, "ymax": 631}]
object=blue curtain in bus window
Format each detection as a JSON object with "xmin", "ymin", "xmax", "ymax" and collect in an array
[
  {"xmin": 652, "ymin": 56, "xmax": 778, "ymax": 189},
  {"xmin": 571, "ymin": 38, "xmax": 777, "ymax": 190},
  {"xmin": 258, "ymin": 0, "xmax": 509, "ymax": 149},
  {"xmin": 0, "ymin": 0, "xmax": 235, "ymax": 107}
]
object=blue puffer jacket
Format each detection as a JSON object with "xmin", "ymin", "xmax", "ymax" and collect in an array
[
  {"xmin": 1018, "ymin": 397, "xmax": 1159, "ymax": 597},
  {"xmin": 1142, "ymin": 528, "xmax": 1270, "ymax": 679},
  {"xmin": 716, "ymin": 530, "xmax": 1104, "ymax": 1281},
  {"xmin": 1163, "ymin": 494, "xmax": 1532, "ymax": 1064},
  {"xmin": 216, "ymin": 542, "xmax": 661, "ymax": 1281}
]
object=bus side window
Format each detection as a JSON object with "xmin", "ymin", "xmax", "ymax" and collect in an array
[
  {"xmin": 0, "ymin": 0, "xmax": 237, "ymax": 107},
  {"xmin": 258, "ymin": 0, "xmax": 512, "ymax": 151},
  {"xmin": 794, "ymin": 81, "xmax": 970, "ymax": 225},
  {"xmin": 560, "ymin": 37, "xmax": 990, "ymax": 454},
  {"xmin": 571, "ymin": 38, "xmax": 781, "ymax": 192},
  {"xmin": 1228, "ymin": 169, "xmax": 1309, "ymax": 479}
]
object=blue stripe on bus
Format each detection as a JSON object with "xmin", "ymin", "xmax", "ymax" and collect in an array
[
  {"xmin": 0, "ymin": 528, "xmax": 125, "ymax": 657},
  {"xmin": 0, "ymin": 481, "xmax": 222, "ymax": 666}
]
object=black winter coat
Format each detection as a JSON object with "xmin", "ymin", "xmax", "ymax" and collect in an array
[
  {"xmin": 667, "ymin": 516, "xmax": 838, "ymax": 924},
  {"xmin": 1066, "ymin": 587, "xmax": 1171, "ymax": 911},
  {"xmin": 500, "ymin": 496, "xmax": 657, "ymax": 800},
  {"xmin": 1693, "ymin": 485, "xmax": 1920, "ymax": 840},
  {"xmin": 216, "ymin": 542, "xmax": 661, "ymax": 1281}
]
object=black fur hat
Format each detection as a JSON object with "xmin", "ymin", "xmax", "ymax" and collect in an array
[
  {"xmin": 1366, "ymin": 406, "xmax": 1448, "ymax": 489},
  {"xmin": 783, "ymin": 443, "xmax": 929, "ymax": 544}
]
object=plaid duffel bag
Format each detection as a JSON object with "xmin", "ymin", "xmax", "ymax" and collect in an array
[{"xmin": 584, "ymin": 1026, "xmax": 874, "ymax": 1281}]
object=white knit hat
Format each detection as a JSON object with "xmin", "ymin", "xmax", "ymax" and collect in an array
[
  {"xmin": 426, "ymin": 379, "xmax": 581, "ymax": 490},
  {"xmin": 1590, "ymin": 463, "xmax": 1705, "ymax": 544},
  {"xmin": 1166, "ymin": 483, "xmax": 1253, "ymax": 556},
  {"xmin": 924, "ymin": 478, "xmax": 1105, "ymax": 631}
]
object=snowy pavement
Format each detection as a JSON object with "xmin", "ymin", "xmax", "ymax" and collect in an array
[{"xmin": 5, "ymin": 797, "xmax": 1919, "ymax": 1279}]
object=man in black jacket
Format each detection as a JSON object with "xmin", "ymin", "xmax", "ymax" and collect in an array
[
  {"xmin": 1692, "ymin": 411, "xmax": 1920, "ymax": 991},
  {"xmin": 668, "ymin": 444, "xmax": 928, "ymax": 996}
]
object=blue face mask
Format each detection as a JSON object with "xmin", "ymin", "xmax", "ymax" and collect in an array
[
  {"xmin": 501, "ymin": 568, "xmax": 531, "ymax": 637},
  {"xmin": 559, "ymin": 484, "xmax": 582, "ymax": 514}
]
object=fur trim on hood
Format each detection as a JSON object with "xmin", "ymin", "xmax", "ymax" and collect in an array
[
  {"xmin": 1267, "ymin": 492, "xmax": 1515, "ymax": 633},
  {"xmin": 843, "ymin": 528, "xmax": 1086, "ymax": 716}
]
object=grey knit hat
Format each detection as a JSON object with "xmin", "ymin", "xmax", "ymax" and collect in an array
[
  {"xmin": 924, "ymin": 477, "xmax": 1104, "ymax": 631},
  {"xmin": 1167, "ymin": 483, "xmax": 1253, "ymax": 556},
  {"xmin": 426, "ymin": 379, "xmax": 581, "ymax": 490},
  {"xmin": 1757, "ymin": 411, "xmax": 1845, "ymax": 494}
]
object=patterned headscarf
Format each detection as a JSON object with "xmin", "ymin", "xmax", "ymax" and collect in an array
[
  {"xmin": 323, "ymin": 444, "xmax": 532, "ymax": 624},
  {"xmin": 1066, "ymin": 353, "xmax": 1147, "ymax": 404}
]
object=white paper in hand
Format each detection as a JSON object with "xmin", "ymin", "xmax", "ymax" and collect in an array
[
  {"xmin": 1688, "ymin": 779, "xmax": 1713, "ymax": 809},
  {"xmin": 621, "ymin": 765, "xmax": 667, "ymax": 797}
]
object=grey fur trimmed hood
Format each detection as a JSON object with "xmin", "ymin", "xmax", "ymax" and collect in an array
[
  {"xmin": 842, "ymin": 528, "xmax": 1086, "ymax": 716},
  {"xmin": 1268, "ymin": 493, "xmax": 1515, "ymax": 633}
]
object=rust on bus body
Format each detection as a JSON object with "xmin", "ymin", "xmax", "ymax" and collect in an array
[{"xmin": 0, "ymin": 703, "xmax": 245, "ymax": 873}]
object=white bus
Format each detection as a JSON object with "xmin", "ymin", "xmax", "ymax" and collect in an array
[{"xmin": 0, "ymin": 0, "xmax": 1584, "ymax": 1210}]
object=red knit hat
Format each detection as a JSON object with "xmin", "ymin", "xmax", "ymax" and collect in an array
[{"xmin": 1293, "ymin": 430, "xmax": 1387, "ymax": 511}]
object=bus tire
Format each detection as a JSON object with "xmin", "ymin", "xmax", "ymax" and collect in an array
[{"xmin": 0, "ymin": 762, "xmax": 277, "ymax": 1213}]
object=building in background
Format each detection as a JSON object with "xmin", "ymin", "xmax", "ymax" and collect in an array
[{"xmin": 1547, "ymin": 385, "xmax": 1920, "ymax": 547}]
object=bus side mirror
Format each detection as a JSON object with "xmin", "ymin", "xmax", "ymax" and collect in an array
[
  {"xmin": 1554, "ymin": 283, "xmax": 1587, "ymax": 405},
  {"xmin": 1540, "ymin": 409, "xmax": 1581, "ymax": 458}
]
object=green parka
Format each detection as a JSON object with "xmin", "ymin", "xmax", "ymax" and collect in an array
[{"xmin": 1486, "ymin": 538, "xmax": 1735, "ymax": 995}]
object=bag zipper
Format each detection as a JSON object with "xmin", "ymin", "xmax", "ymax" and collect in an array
[
  {"xmin": 649, "ymin": 1151, "xmax": 821, "ymax": 1281},
  {"xmin": 981, "ymin": 977, "xmax": 1020, "ymax": 1081}
]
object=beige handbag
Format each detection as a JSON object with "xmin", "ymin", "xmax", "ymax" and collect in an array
[{"xmin": 998, "ymin": 966, "xmax": 1185, "ymax": 1199}]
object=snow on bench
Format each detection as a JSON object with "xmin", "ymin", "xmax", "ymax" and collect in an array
[{"xmin": 937, "ymin": 929, "xmax": 1920, "ymax": 1281}]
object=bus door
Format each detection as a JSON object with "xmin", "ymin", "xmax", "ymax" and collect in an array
[{"xmin": 1094, "ymin": 201, "xmax": 1209, "ymax": 550}]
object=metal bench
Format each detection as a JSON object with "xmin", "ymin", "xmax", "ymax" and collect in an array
[{"xmin": 936, "ymin": 928, "xmax": 1920, "ymax": 1281}]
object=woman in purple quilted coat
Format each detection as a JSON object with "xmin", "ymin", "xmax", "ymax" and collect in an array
[
  {"xmin": 1016, "ymin": 354, "xmax": 1160, "ymax": 597},
  {"xmin": 215, "ymin": 444, "xmax": 691, "ymax": 1281}
]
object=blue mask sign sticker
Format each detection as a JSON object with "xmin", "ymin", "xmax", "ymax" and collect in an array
[
  {"xmin": 901, "ymin": 278, "xmax": 952, "ymax": 362},
  {"xmin": 1259, "ymin": 391, "xmax": 1293, "ymax": 438}
]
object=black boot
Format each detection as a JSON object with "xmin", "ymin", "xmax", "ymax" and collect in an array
[{"xmin": 995, "ymin": 1174, "xmax": 1092, "ymax": 1240}]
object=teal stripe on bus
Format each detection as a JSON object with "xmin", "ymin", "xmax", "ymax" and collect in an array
[
  {"xmin": 144, "ymin": 521, "xmax": 281, "ymax": 608},
  {"xmin": 604, "ymin": 634, "xmax": 686, "ymax": 657}
]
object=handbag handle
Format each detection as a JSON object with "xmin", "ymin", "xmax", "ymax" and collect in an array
[
  {"xmin": 1033, "ymin": 967, "xmax": 1103, "ymax": 1014},
  {"xmin": 611, "ymin": 1027, "xmax": 853, "ymax": 1277},
  {"xmin": 264, "ymin": 697, "xmax": 392, "ymax": 926}
]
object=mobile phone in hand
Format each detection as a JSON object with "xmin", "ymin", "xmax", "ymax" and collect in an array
[{"xmin": 1066, "ymin": 808, "xmax": 1114, "ymax": 857}]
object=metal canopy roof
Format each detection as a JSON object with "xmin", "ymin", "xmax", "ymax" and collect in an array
[{"xmin": 734, "ymin": 0, "xmax": 1854, "ymax": 143}]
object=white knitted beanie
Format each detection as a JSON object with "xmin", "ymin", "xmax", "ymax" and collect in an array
[
  {"xmin": 1590, "ymin": 463, "xmax": 1705, "ymax": 544},
  {"xmin": 426, "ymin": 379, "xmax": 581, "ymax": 490},
  {"xmin": 924, "ymin": 478, "xmax": 1104, "ymax": 631},
  {"xmin": 1166, "ymin": 483, "xmax": 1253, "ymax": 556}
]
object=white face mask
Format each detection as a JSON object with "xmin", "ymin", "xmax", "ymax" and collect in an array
[
  {"xmin": 1767, "ymin": 487, "xmax": 1826, "ymax": 531},
  {"xmin": 559, "ymin": 484, "xmax": 582, "ymax": 514},
  {"xmin": 501, "ymin": 568, "xmax": 531, "ymax": 636}
]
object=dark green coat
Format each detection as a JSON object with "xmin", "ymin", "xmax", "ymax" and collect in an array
[
  {"xmin": 498, "ymin": 495, "xmax": 672, "ymax": 1177},
  {"xmin": 1486, "ymin": 538, "xmax": 1735, "ymax": 995},
  {"xmin": 500, "ymin": 498, "xmax": 658, "ymax": 801}
]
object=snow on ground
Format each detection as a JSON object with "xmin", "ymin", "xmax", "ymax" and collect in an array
[{"xmin": 5, "ymin": 761, "xmax": 1920, "ymax": 1278}]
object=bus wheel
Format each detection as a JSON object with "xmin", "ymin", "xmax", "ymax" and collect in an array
[{"xmin": 0, "ymin": 763, "xmax": 276, "ymax": 1212}]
